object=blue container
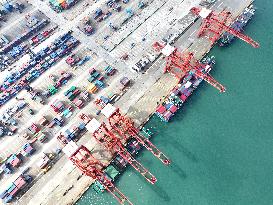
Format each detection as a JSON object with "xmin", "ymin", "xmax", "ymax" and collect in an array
[
  {"xmin": 7, "ymin": 183, "xmax": 16, "ymax": 193},
  {"xmin": 164, "ymin": 103, "xmax": 172, "ymax": 110},
  {"xmin": 0, "ymin": 190, "xmax": 8, "ymax": 199},
  {"xmin": 100, "ymin": 96, "xmax": 110, "ymax": 104},
  {"xmin": 4, "ymin": 194, "xmax": 13, "ymax": 203},
  {"xmin": 64, "ymin": 129, "xmax": 71, "ymax": 137},
  {"xmin": 95, "ymin": 80, "xmax": 104, "ymax": 88},
  {"xmin": 3, "ymin": 3, "xmax": 13, "ymax": 12},
  {"xmin": 78, "ymin": 123, "xmax": 85, "ymax": 131},
  {"xmin": 70, "ymin": 133, "xmax": 76, "ymax": 140}
]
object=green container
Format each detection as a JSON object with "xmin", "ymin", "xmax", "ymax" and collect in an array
[{"xmin": 104, "ymin": 165, "xmax": 119, "ymax": 181}]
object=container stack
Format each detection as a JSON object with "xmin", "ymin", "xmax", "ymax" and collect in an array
[
  {"xmin": 1, "ymin": 19, "xmax": 49, "ymax": 55},
  {"xmin": 0, "ymin": 32, "xmax": 79, "ymax": 106},
  {"xmin": 53, "ymin": 116, "xmax": 64, "ymax": 127},
  {"xmin": 155, "ymin": 96, "xmax": 182, "ymax": 122},
  {"xmin": 87, "ymin": 83, "xmax": 98, "ymax": 94},
  {"xmin": 104, "ymin": 165, "xmax": 120, "ymax": 181},
  {"xmin": 0, "ymin": 163, "xmax": 12, "ymax": 175},
  {"xmin": 104, "ymin": 65, "xmax": 116, "ymax": 76},
  {"xmin": 7, "ymin": 154, "xmax": 22, "ymax": 168},
  {"xmin": 29, "ymin": 27, "xmax": 57, "ymax": 46},
  {"xmin": 21, "ymin": 143, "xmax": 36, "ymax": 157},
  {"xmin": 49, "ymin": 0, "xmax": 79, "ymax": 13},
  {"xmin": 111, "ymin": 154, "xmax": 128, "ymax": 171},
  {"xmin": 92, "ymin": 180, "xmax": 105, "ymax": 193},
  {"xmin": 94, "ymin": 79, "xmax": 105, "ymax": 88},
  {"xmin": 51, "ymin": 100, "xmax": 65, "ymax": 113},
  {"xmin": 0, "ymin": 175, "xmax": 31, "ymax": 203},
  {"xmin": 14, "ymin": 176, "xmax": 27, "ymax": 189},
  {"xmin": 78, "ymin": 122, "xmax": 86, "ymax": 132},
  {"xmin": 64, "ymin": 129, "xmax": 74, "ymax": 141},
  {"xmin": 88, "ymin": 68, "xmax": 101, "ymax": 83}
]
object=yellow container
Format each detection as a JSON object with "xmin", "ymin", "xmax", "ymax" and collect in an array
[{"xmin": 87, "ymin": 83, "xmax": 98, "ymax": 94}]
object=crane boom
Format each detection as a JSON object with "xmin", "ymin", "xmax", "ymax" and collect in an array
[
  {"xmin": 190, "ymin": 6, "xmax": 259, "ymax": 48},
  {"xmin": 153, "ymin": 42, "xmax": 226, "ymax": 92}
]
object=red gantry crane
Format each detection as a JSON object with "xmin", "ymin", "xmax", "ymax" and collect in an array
[
  {"xmin": 107, "ymin": 108, "xmax": 171, "ymax": 165},
  {"xmin": 92, "ymin": 121, "xmax": 157, "ymax": 184},
  {"xmin": 190, "ymin": 7, "xmax": 259, "ymax": 48},
  {"xmin": 153, "ymin": 42, "xmax": 226, "ymax": 92},
  {"xmin": 69, "ymin": 145, "xmax": 133, "ymax": 205}
]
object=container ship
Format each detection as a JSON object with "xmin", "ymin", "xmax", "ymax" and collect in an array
[
  {"xmin": 155, "ymin": 56, "xmax": 216, "ymax": 122},
  {"xmin": 218, "ymin": 5, "xmax": 256, "ymax": 46}
]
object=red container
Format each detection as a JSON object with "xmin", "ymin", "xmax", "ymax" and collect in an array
[
  {"xmin": 16, "ymin": 179, "xmax": 26, "ymax": 189},
  {"xmin": 163, "ymin": 111, "xmax": 173, "ymax": 120},
  {"xmin": 98, "ymin": 76, "xmax": 104, "ymax": 81},
  {"xmin": 169, "ymin": 105, "xmax": 178, "ymax": 113},
  {"xmin": 14, "ymin": 176, "xmax": 24, "ymax": 187},
  {"xmin": 180, "ymin": 94, "xmax": 187, "ymax": 102},
  {"xmin": 89, "ymin": 68, "xmax": 95, "ymax": 74},
  {"xmin": 61, "ymin": 2, "xmax": 68, "ymax": 9},
  {"xmin": 9, "ymin": 187, "xmax": 19, "ymax": 196},
  {"xmin": 11, "ymin": 157, "xmax": 21, "ymax": 167},
  {"xmin": 73, "ymin": 89, "xmax": 80, "ymax": 96},
  {"xmin": 156, "ymin": 105, "xmax": 166, "ymax": 114}
]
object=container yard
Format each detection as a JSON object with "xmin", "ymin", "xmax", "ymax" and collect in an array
[{"xmin": 0, "ymin": 0, "xmax": 262, "ymax": 205}]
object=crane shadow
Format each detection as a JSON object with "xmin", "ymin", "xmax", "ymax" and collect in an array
[
  {"xmin": 169, "ymin": 161, "xmax": 187, "ymax": 180},
  {"xmin": 130, "ymin": 167, "xmax": 170, "ymax": 202},
  {"xmin": 169, "ymin": 139, "xmax": 198, "ymax": 163},
  {"xmin": 148, "ymin": 183, "xmax": 171, "ymax": 202}
]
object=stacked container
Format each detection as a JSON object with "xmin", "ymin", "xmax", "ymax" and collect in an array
[
  {"xmin": 0, "ymin": 175, "xmax": 31, "ymax": 203},
  {"xmin": 88, "ymin": 69, "xmax": 100, "ymax": 83},
  {"xmin": 53, "ymin": 116, "xmax": 64, "ymax": 127},
  {"xmin": 0, "ymin": 32, "xmax": 79, "ymax": 106},
  {"xmin": 51, "ymin": 100, "xmax": 65, "ymax": 113},
  {"xmin": 21, "ymin": 143, "xmax": 36, "ymax": 157},
  {"xmin": 49, "ymin": 0, "xmax": 79, "ymax": 12},
  {"xmin": 7, "ymin": 154, "xmax": 22, "ymax": 168},
  {"xmin": 87, "ymin": 83, "xmax": 98, "ymax": 94}
]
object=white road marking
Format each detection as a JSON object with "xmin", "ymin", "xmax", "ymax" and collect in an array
[
  {"xmin": 190, "ymin": 29, "xmax": 197, "ymax": 37},
  {"xmin": 218, "ymin": 2, "xmax": 224, "ymax": 8}
]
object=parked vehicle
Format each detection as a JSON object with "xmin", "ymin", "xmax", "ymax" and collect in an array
[{"xmin": 28, "ymin": 109, "xmax": 34, "ymax": 115}]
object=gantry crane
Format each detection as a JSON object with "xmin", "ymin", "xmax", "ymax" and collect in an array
[
  {"xmin": 69, "ymin": 145, "xmax": 133, "ymax": 205},
  {"xmin": 153, "ymin": 42, "xmax": 226, "ymax": 92},
  {"xmin": 107, "ymin": 108, "xmax": 171, "ymax": 165},
  {"xmin": 190, "ymin": 7, "xmax": 259, "ymax": 48},
  {"xmin": 92, "ymin": 122, "xmax": 157, "ymax": 184}
]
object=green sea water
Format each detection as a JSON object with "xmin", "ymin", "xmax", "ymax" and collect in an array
[{"xmin": 76, "ymin": 0, "xmax": 273, "ymax": 204}]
